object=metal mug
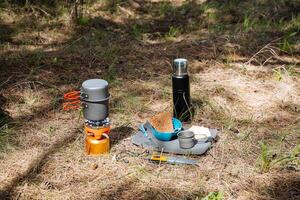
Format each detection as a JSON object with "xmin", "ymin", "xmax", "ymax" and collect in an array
[{"xmin": 177, "ymin": 130, "xmax": 196, "ymax": 149}]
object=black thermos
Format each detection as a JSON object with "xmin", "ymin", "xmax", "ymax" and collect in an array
[{"xmin": 172, "ymin": 58, "xmax": 192, "ymax": 122}]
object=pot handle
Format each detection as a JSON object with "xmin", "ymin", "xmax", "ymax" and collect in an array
[
  {"xmin": 63, "ymin": 90, "xmax": 81, "ymax": 111},
  {"xmin": 64, "ymin": 91, "xmax": 80, "ymax": 100},
  {"xmin": 63, "ymin": 100, "xmax": 81, "ymax": 111},
  {"xmin": 81, "ymin": 102, "xmax": 88, "ymax": 109},
  {"xmin": 80, "ymin": 92, "xmax": 88, "ymax": 100}
]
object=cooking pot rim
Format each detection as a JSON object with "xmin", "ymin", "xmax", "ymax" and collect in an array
[{"xmin": 80, "ymin": 94, "xmax": 110, "ymax": 103}]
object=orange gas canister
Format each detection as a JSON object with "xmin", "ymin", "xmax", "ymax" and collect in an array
[
  {"xmin": 85, "ymin": 125, "xmax": 110, "ymax": 139},
  {"xmin": 85, "ymin": 134, "xmax": 110, "ymax": 156}
]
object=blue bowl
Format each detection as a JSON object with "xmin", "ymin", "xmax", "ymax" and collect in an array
[{"xmin": 150, "ymin": 118, "xmax": 182, "ymax": 141}]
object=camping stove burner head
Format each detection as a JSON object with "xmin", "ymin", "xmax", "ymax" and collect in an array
[{"xmin": 85, "ymin": 118, "xmax": 110, "ymax": 128}]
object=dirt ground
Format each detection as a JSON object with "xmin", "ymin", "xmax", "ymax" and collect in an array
[{"xmin": 0, "ymin": 0, "xmax": 299, "ymax": 199}]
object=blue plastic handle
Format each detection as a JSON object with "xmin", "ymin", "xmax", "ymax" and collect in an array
[
  {"xmin": 174, "ymin": 128, "xmax": 182, "ymax": 132},
  {"xmin": 139, "ymin": 124, "xmax": 148, "ymax": 137}
]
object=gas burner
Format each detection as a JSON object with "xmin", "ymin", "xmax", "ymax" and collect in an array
[{"xmin": 85, "ymin": 118, "xmax": 110, "ymax": 128}]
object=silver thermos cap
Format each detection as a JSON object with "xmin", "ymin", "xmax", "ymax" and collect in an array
[{"xmin": 173, "ymin": 58, "xmax": 188, "ymax": 76}]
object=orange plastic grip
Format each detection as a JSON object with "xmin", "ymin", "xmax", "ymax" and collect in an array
[
  {"xmin": 63, "ymin": 100, "xmax": 81, "ymax": 111},
  {"xmin": 63, "ymin": 90, "xmax": 81, "ymax": 111},
  {"xmin": 64, "ymin": 91, "xmax": 80, "ymax": 100}
]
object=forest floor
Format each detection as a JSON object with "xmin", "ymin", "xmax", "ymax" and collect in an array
[{"xmin": 0, "ymin": 0, "xmax": 299, "ymax": 199}]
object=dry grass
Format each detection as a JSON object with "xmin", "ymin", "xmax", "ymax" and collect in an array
[{"xmin": 0, "ymin": 0, "xmax": 299, "ymax": 199}]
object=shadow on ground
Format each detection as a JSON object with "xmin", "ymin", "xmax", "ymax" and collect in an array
[
  {"xmin": 0, "ymin": 127, "xmax": 81, "ymax": 200},
  {"xmin": 1, "ymin": 0, "xmax": 299, "ymax": 87},
  {"xmin": 93, "ymin": 176, "xmax": 204, "ymax": 200},
  {"xmin": 258, "ymin": 173, "xmax": 300, "ymax": 200},
  {"xmin": 110, "ymin": 126, "xmax": 134, "ymax": 146}
]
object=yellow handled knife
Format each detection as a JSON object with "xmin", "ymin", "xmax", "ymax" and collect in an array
[{"xmin": 149, "ymin": 154, "xmax": 197, "ymax": 165}]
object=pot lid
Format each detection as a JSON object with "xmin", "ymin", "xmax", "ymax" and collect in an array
[
  {"xmin": 82, "ymin": 79, "xmax": 108, "ymax": 90},
  {"xmin": 81, "ymin": 79, "xmax": 110, "ymax": 102}
]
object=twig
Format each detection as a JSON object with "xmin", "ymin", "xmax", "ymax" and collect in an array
[
  {"xmin": 62, "ymin": 34, "xmax": 86, "ymax": 50},
  {"xmin": 35, "ymin": 6, "xmax": 50, "ymax": 17},
  {"xmin": 0, "ymin": 75, "xmax": 13, "ymax": 89},
  {"xmin": 245, "ymin": 37, "xmax": 283, "ymax": 66},
  {"xmin": 10, "ymin": 81, "xmax": 61, "ymax": 92}
]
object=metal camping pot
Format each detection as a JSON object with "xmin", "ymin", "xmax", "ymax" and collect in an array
[
  {"xmin": 81, "ymin": 79, "xmax": 110, "ymax": 121},
  {"xmin": 82, "ymin": 101, "xmax": 109, "ymax": 121}
]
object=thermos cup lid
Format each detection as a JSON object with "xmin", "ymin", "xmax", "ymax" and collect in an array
[{"xmin": 173, "ymin": 58, "xmax": 188, "ymax": 76}]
